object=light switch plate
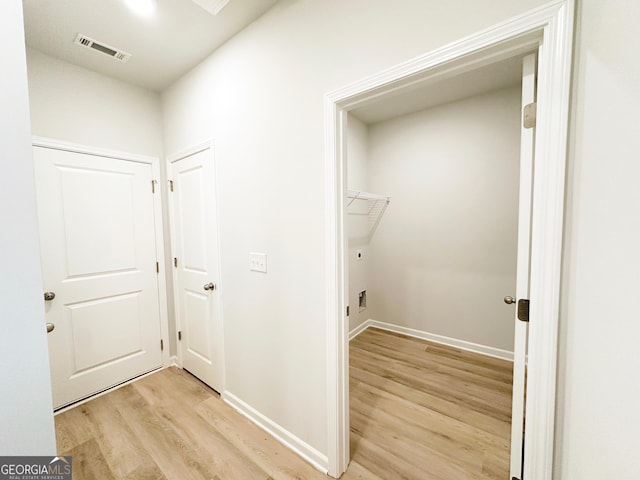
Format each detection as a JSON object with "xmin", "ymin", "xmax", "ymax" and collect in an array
[{"xmin": 250, "ymin": 252, "xmax": 267, "ymax": 273}]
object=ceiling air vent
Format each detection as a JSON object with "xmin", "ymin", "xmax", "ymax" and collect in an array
[{"xmin": 74, "ymin": 34, "xmax": 132, "ymax": 63}]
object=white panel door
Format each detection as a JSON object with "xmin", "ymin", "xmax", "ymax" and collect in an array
[
  {"xmin": 33, "ymin": 147, "xmax": 163, "ymax": 409},
  {"xmin": 510, "ymin": 53, "xmax": 537, "ymax": 478},
  {"xmin": 170, "ymin": 146, "xmax": 224, "ymax": 392}
]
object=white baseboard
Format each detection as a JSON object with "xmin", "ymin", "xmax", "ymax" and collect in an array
[
  {"xmin": 348, "ymin": 320, "xmax": 370, "ymax": 341},
  {"xmin": 350, "ymin": 319, "xmax": 514, "ymax": 362},
  {"xmin": 169, "ymin": 355, "xmax": 178, "ymax": 367},
  {"xmin": 222, "ymin": 391, "xmax": 328, "ymax": 474}
]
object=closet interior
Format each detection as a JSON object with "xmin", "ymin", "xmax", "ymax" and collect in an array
[{"xmin": 346, "ymin": 55, "xmax": 526, "ymax": 354}]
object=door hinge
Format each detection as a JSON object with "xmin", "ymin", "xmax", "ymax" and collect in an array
[
  {"xmin": 169, "ymin": 180, "xmax": 174, "ymax": 192},
  {"xmin": 156, "ymin": 261, "xmax": 159, "ymax": 273},
  {"xmin": 346, "ymin": 306, "xmax": 350, "ymax": 316},
  {"xmin": 160, "ymin": 339, "xmax": 164, "ymax": 351},
  {"xmin": 151, "ymin": 179, "xmax": 158, "ymax": 193},
  {"xmin": 174, "ymin": 257, "xmax": 178, "ymax": 268},
  {"xmin": 518, "ymin": 299, "xmax": 530, "ymax": 322},
  {"xmin": 523, "ymin": 102, "xmax": 537, "ymax": 128},
  {"xmin": 178, "ymin": 330, "xmax": 182, "ymax": 341}
]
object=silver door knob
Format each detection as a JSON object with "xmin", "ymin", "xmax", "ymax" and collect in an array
[
  {"xmin": 203, "ymin": 282, "xmax": 216, "ymax": 291},
  {"xmin": 44, "ymin": 291, "xmax": 56, "ymax": 301},
  {"xmin": 504, "ymin": 296, "xmax": 516, "ymax": 305},
  {"xmin": 46, "ymin": 323, "xmax": 55, "ymax": 333}
]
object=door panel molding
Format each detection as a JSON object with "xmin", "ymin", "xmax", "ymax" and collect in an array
[
  {"xmin": 167, "ymin": 141, "xmax": 225, "ymax": 393},
  {"xmin": 324, "ymin": 1, "xmax": 574, "ymax": 477},
  {"xmin": 33, "ymin": 136, "xmax": 171, "ymax": 377}
]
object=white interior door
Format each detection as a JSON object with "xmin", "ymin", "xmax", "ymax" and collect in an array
[
  {"xmin": 34, "ymin": 146, "xmax": 163, "ymax": 409},
  {"xmin": 170, "ymin": 146, "xmax": 224, "ymax": 392},
  {"xmin": 510, "ymin": 53, "xmax": 537, "ymax": 478}
]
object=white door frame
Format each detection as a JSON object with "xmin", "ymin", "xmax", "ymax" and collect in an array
[
  {"xmin": 32, "ymin": 136, "xmax": 172, "ymax": 370},
  {"xmin": 323, "ymin": 1, "xmax": 574, "ymax": 478},
  {"xmin": 166, "ymin": 141, "xmax": 226, "ymax": 389}
]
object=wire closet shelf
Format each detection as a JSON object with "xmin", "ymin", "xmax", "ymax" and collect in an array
[{"xmin": 347, "ymin": 190, "xmax": 391, "ymax": 239}]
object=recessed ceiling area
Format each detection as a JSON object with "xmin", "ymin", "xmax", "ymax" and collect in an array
[
  {"xmin": 22, "ymin": 0, "xmax": 279, "ymax": 92},
  {"xmin": 350, "ymin": 54, "xmax": 527, "ymax": 125}
]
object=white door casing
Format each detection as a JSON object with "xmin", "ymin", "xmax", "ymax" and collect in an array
[
  {"xmin": 169, "ymin": 143, "xmax": 224, "ymax": 392},
  {"xmin": 34, "ymin": 140, "xmax": 168, "ymax": 409},
  {"xmin": 324, "ymin": 2, "xmax": 574, "ymax": 477},
  {"xmin": 510, "ymin": 52, "xmax": 536, "ymax": 478}
]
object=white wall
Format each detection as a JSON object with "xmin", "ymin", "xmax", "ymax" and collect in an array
[
  {"xmin": 366, "ymin": 87, "xmax": 521, "ymax": 352},
  {"xmin": 161, "ymin": 0, "xmax": 548, "ymax": 459},
  {"xmin": 346, "ymin": 114, "xmax": 371, "ymax": 332},
  {"xmin": 24, "ymin": 48, "xmax": 177, "ymax": 354},
  {"xmin": 555, "ymin": 0, "xmax": 640, "ymax": 478},
  {"xmin": 26, "ymin": 48, "xmax": 163, "ymax": 157},
  {"xmin": 0, "ymin": 0, "xmax": 56, "ymax": 455}
]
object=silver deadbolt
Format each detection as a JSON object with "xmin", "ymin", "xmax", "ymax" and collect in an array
[
  {"xmin": 203, "ymin": 282, "xmax": 216, "ymax": 291},
  {"xmin": 44, "ymin": 291, "xmax": 56, "ymax": 301},
  {"xmin": 504, "ymin": 296, "xmax": 516, "ymax": 305},
  {"xmin": 46, "ymin": 323, "xmax": 55, "ymax": 333}
]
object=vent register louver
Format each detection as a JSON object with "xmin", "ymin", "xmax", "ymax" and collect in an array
[{"xmin": 74, "ymin": 34, "xmax": 132, "ymax": 63}]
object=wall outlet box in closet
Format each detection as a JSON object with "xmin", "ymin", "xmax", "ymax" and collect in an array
[{"xmin": 359, "ymin": 290, "xmax": 367, "ymax": 311}]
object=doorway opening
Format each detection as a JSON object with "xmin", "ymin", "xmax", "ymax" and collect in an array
[
  {"xmin": 324, "ymin": 3, "xmax": 573, "ymax": 478},
  {"xmin": 344, "ymin": 53, "xmax": 528, "ymax": 479}
]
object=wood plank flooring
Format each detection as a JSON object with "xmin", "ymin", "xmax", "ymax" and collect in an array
[
  {"xmin": 55, "ymin": 367, "xmax": 324, "ymax": 480},
  {"xmin": 54, "ymin": 328, "xmax": 512, "ymax": 479},
  {"xmin": 348, "ymin": 328, "xmax": 513, "ymax": 480}
]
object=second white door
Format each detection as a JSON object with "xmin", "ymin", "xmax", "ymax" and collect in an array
[{"xmin": 170, "ymin": 145, "xmax": 224, "ymax": 392}]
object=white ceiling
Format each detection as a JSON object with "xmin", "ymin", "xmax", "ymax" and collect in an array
[
  {"xmin": 22, "ymin": 0, "xmax": 278, "ymax": 92},
  {"xmin": 351, "ymin": 55, "xmax": 526, "ymax": 125}
]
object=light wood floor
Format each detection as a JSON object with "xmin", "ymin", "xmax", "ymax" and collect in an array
[
  {"xmin": 348, "ymin": 328, "xmax": 513, "ymax": 480},
  {"xmin": 54, "ymin": 328, "xmax": 512, "ymax": 479}
]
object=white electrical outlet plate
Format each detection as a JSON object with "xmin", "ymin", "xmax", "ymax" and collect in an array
[{"xmin": 250, "ymin": 252, "xmax": 267, "ymax": 273}]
